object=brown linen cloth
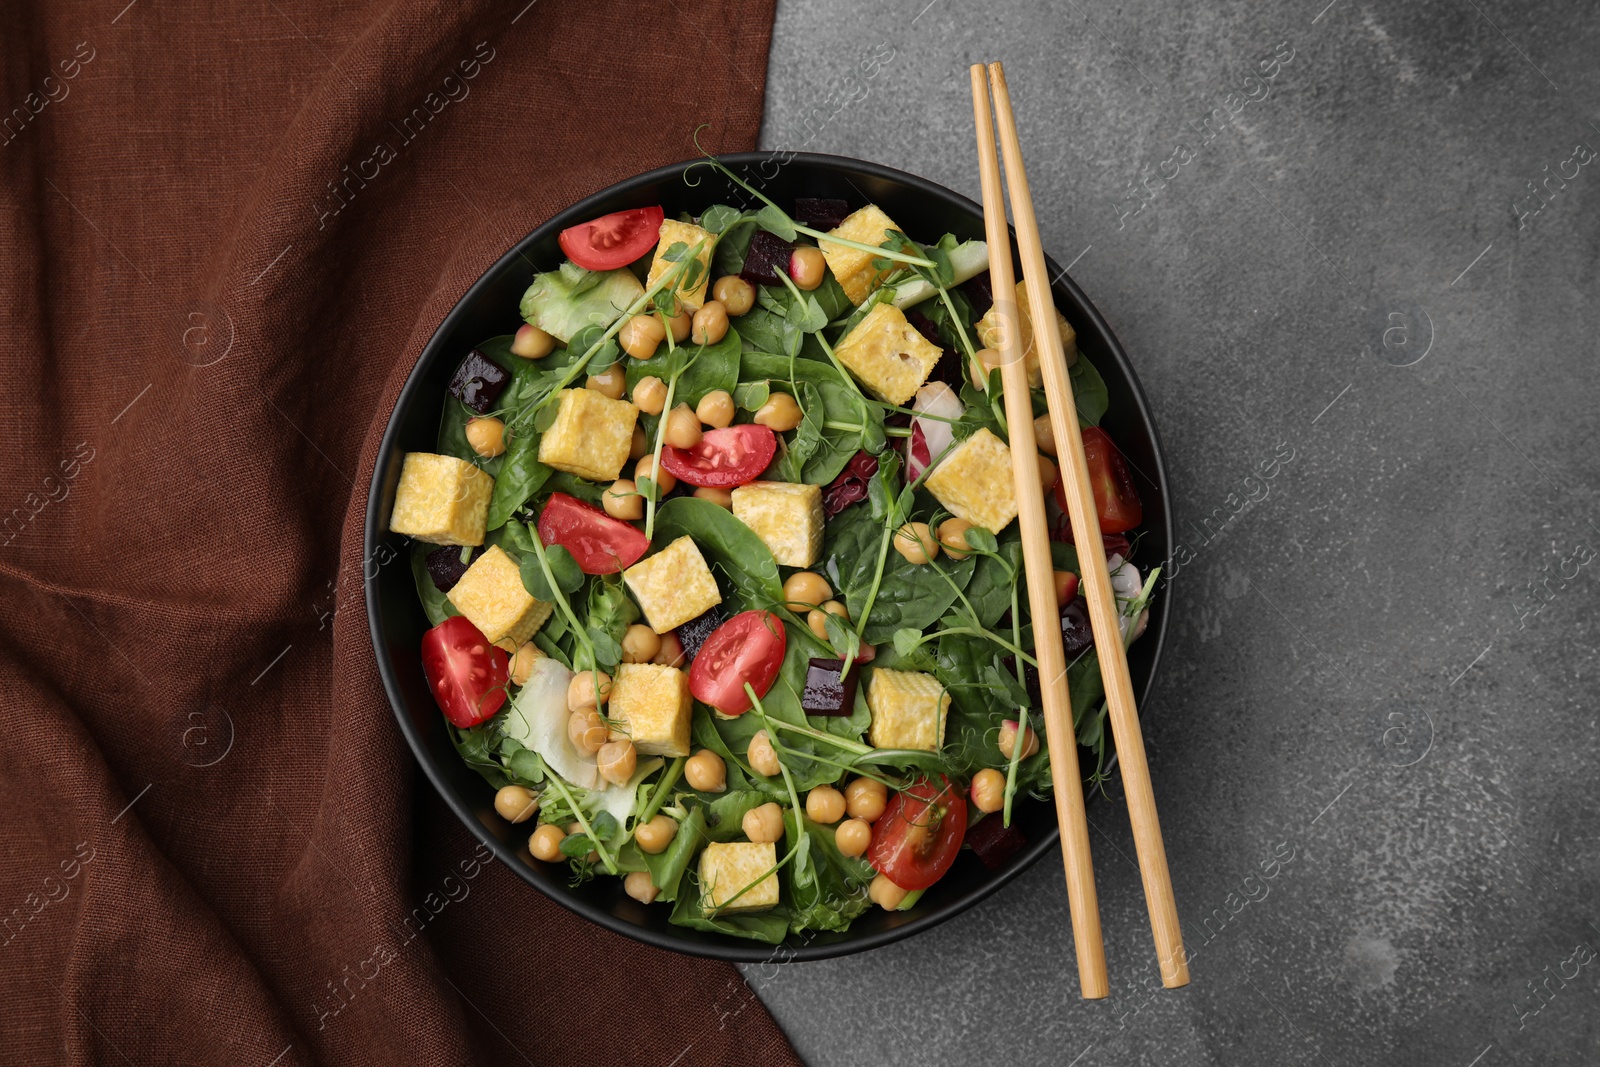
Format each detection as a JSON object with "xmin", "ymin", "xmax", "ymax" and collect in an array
[{"xmin": 0, "ymin": 1, "xmax": 804, "ymax": 1063}]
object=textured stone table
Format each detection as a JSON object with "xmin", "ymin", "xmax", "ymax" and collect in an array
[{"xmin": 750, "ymin": 1, "xmax": 1600, "ymax": 1063}]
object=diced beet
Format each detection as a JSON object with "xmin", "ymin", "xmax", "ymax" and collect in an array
[
  {"xmin": 801, "ymin": 657, "xmax": 858, "ymax": 715},
  {"xmin": 960, "ymin": 270, "xmax": 995, "ymax": 319},
  {"xmin": 965, "ymin": 812, "xmax": 1026, "ymax": 870},
  {"xmin": 822, "ymin": 450, "xmax": 880, "ymax": 519},
  {"xmin": 448, "ymin": 348, "xmax": 511, "ymax": 414},
  {"xmin": 794, "ymin": 198, "xmax": 850, "ymax": 231},
  {"xmin": 676, "ymin": 606, "xmax": 727, "ymax": 661},
  {"xmin": 905, "ymin": 308, "xmax": 943, "ymax": 348},
  {"xmin": 425, "ymin": 545, "xmax": 483, "ymax": 593},
  {"xmin": 740, "ymin": 230, "xmax": 795, "ymax": 287},
  {"xmin": 1060, "ymin": 595, "xmax": 1094, "ymax": 658},
  {"xmin": 1001, "ymin": 656, "xmax": 1042, "ymax": 708}
]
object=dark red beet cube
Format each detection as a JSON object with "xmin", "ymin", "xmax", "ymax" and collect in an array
[
  {"xmin": 425, "ymin": 545, "xmax": 483, "ymax": 593},
  {"xmin": 905, "ymin": 308, "xmax": 943, "ymax": 348},
  {"xmin": 801, "ymin": 658, "xmax": 858, "ymax": 715},
  {"xmin": 960, "ymin": 270, "xmax": 995, "ymax": 319},
  {"xmin": 448, "ymin": 348, "xmax": 511, "ymax": 414},
  {"xmin": 794, "ymin": 198, "xmax": 849, "ymax": 231},
  {"xmin": 740, "ymin": 230, "xmax": 796, "ymax": 287},
  {"xmin": 965, "ymin": 812, "xmax": 1026, "ymax": 870},
  {"xmin": 1060, "ymin": 596, "xmax": 1094, "ymax": 658},
  {"xmin": 676, "ymin": 607, "xmax": 727, "ymax": 661}
]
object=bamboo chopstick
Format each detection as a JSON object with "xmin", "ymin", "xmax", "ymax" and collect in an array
[
  {"xmin": 985, "ymin": 60, "xmax": 1190, "ymax": 989},
  {"xmin": 970, "ymin": 64, "xmax": 1109, "ymax": 1001}
]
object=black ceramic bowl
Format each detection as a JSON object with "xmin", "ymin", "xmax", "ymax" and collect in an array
[{"xmin": 365, "ymin": 152, "xmax": 1171, "ymax": 962}]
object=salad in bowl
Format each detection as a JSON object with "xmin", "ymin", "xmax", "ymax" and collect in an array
[{"xmin": 381, "ymin": 154, "xmax": 1160, "ymax": 947}]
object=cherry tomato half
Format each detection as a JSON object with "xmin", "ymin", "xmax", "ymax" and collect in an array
[
  {"xmin": 420, "ymin": 615, "xmax": 510, "ymax": 728},
  {"xmin": 537, "ymin": 492, "xmax": 649, "ymax": 574},
  {"xmin": 660, "ymin": 424, "xmax": 777, "ymax": 489},
  {"xmin": 1054, "ymin": 425, "xmax": 1143, "ymax": 535},
  {"xmin": 558, "ymin": 205, "xmax": 665, "ymax": 272},
  {"xmin": 687, "ymin": 610, "xmax": 787, "ymax": 716},
  {"xmin": 868, "ymin": 776, "xmax": 968, "ymax": 890}
]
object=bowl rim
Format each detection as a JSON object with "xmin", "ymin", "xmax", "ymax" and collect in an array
[{"xmin": 364, "ymin": 150, "xmax": 1173, "ymax": 962}]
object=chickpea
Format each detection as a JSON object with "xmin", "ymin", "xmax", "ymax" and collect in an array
[
  {"xmin": 623, "ymin": 870, "xmax": 659, "ymax": 903},
  {"xmin": 629, "ymin": 425, "xmax": 650, "ymax": 459},
  {"xmin": 464, "ymin": 416, "xmax": 506, "ymax": 458},
  {"xmin": 1037, "ymin": 454, "xmax": 1059, "ymax": 493},
  {"xmin": 822, "ymin": 600, "xmax": 849, "ymax": 620},
  {"xmin": 634, "ymin": 813, "xmax": 679, "ymax": 855},
  {"xmin": 845, "ymin": 777, "xmax": 888, "ymax": 821},
  {"xmin": 693, "ymin": 486, "xmax": 733, "ymax": 509},
  {"xmin": 653, "ymin": 632, "xmax": 687, "ymax": 668},
  {"xmin": 691, "ymin": 300, "xmax": 729, "ymax": 346},
  {"xmin": 621, "ymin": 623, "xmax": 662, "ymax": 664},
  {"xmin": 742, "ymin": 802, "xmax": 785, "ymax": 843},
  {"xmin": 635, "ymin": 454, "xmax": 677, "ymax": 495},
  {"xmin": 970, "ymin": 768, "xmax": 1006, "ymax": 813},
  {"xmin": 806, "ymin": 608, "xmax": 830, "ymax": 642},
  {"xmin": 805, "ymin": 785, "xmax": 847, "ymax": 824},
  {"xmin": 789, "ymin": 246, "xmax": 826, "ymax": 291},
  {"xmin": 684, "ymin": 748, "xmax": 727, "ymax": 792},
  {"xmin": 998, "ymin": 719, "xmax": 1040, "ymax": 760},
  {"xmin": 937, "ymin": 517, "xmax": 974, "ymax": 561},
  {"xmin": 494, "ymin": 784, "xmax": 540, "ymax": 823},
  {"xmin": 834, "ymin": 818, "xmax": 872, "ymax": 857},
  {"xmin": 754, "ymin": 392, "xmax": 803, "ymax": 432},
  {"xmin": 568, "ymin": 670, "xmax": 613, "ymax": 710},
  {"xmin": 783, "ymin": 571, "xmax": 832, "ymax": 609},
  {"xmin": 869, "ymin": 872, "xmax": 909, "ymax": 910},
  {"xmin": 597, "ymin": 739, "xmax": 638, "ymax": 786},
  {"xmin": 1034, "ymin": 413, "xmax": 1058, "ymax": 456},
  {"xmin": 528, "ymin": 822, "xmax": 565, "ymax": 862},
  {"xmin": 586, "ymin": 363, "xmax": 627, "ymax": 400},
  {"xmin": 1053, "ymin": 569, "xmax": 1078, "ymax": 607},
  {"xmin": 696, "ymin": 389, "xmax": 735, "ymax": 429},
  {"xmin": 666, "ymin": 308, "xmax": 692, "ymax": 343},
  {"xmin": 712, "ymin": 275, "xmax": 755, "ymax": 316},
  {"xmin": 969, "ymin": 347, "xmax": 1002, "ymax": 390},
  {"xmin": 619, "ymin": 314, "xmax": 666, "ymax": 360},
  {"xmin": 511, "ymin": 322, "xmax": 555, "ymax": 359},
  {"xmin": 663, "ymin": 404, "xmax": 703, "ymax": 449},
  {"xmin": 604, "ymin": 478, "xmax": 644, "ymax": 521},
  {"xmin": 633, "ymin": 375, "xmax": 668, "ymax": 416},
  {"xmin": 509, "ymin": 642, "xmax": 540, "ymax": 687},
  {"xmin": 893, "ymin": 521, "xmax": 939, "ymax": 565},
  {"xmin": 567, "ymin": 708, "xmax": 608, "ymax": 754},
  {"xmin": 747, "ymin": 730, "xmax": 781, "ymax": 777}
]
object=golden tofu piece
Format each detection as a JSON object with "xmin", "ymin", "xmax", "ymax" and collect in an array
[
  {"xmin": 866, "ymin": 669, "xmax": 951, "ymax": 752},
  {"xmin": 833, "ymin": 303, "xmax": 943, "ymax": 407},
  {"xmin": 698, "ymin": 841, "xmax": 780, "ymax": 912},
  {"xmin": 608, "ymin": 663, "xmax": 692, "ymax": 757},
  {"xmin": 646, "ymin": 219, "xmax": 715, "ymax": 312},
  {"xmin": 622, "ymin": 536, "xmax": 723, "ymax": 632},
  {"xmin": 731, "ymin": 481, "xmax": 824, "ymax": 568},
  {"xmin": 924, "ymin": 428, "xmax": 1019, "ymax": 536},
  {"xmin": 975, "ymin": 281, "xmax": 1078, "ymax": 388},
  {"xmin": 446, "ymin": 545, "xmax": 554, "ymax": 648},
  {"xmin": 819, "ymin": 204, "xmax": 900, "ymax": 305},
  {"xmin": 536, "ymin": 388, "xmax": 639, "ymax": 482},
  {"xmin": 389, "ymin": 452, "xmax": 494, "ymax": 547}
]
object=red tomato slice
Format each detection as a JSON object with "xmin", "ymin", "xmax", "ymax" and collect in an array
[
  {"xmin": 537, "ymin": 492, "xmax": 648, "ymax": 574},
  {"xmin": 420, "ymin": 615, "xmax": 510, "ymax": 728},
  {"xmin": 868, "ymin": 776, "xmax": 968, "ymax": 890},
  {"xmin": 558, "ymin": 206, "xmax": 665, "ymax": 272},
  {"xmin": 687, "ymin": 610, "xmax": 787, "ymax": 716},
  {"xmin": 1054, "ymin": 426, "xmax": 1143, "ymax": 535},
  {"xmin": 660, "ymin": 425, "xmax": 777, "ymax": 489}
]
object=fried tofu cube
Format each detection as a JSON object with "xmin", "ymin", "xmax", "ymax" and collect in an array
[
  {"xmin": 819, "ymin": 204, "xmax": 900, "ymax": 305},
  {"xmin": 975, "ymin": 280, "xmax": 1078, "ymax": 388},
  {"xmin": 833, "ymin": 303, "xmax": 943, "ymax": 407},
  {"xmin": 608, "ymin": 663, "xmax": 693, "ymax": 757},
  {"xmin": 389, "ymin": 452, "xmax": 495, "ymax": 546},
  {"xmin": 924, "ymin": 428, "xmax": 1019, "ymax": 535},
  {"xmin": 446, "ymin": 545, "xmax": 554, "ymax": 648},
  {"xmin": 866, "ymin": 669, "xmax": 951, "ymax": 752},
  {"xmin": 536, "ymin": 388, "xmax": 639, "ymax": 482},
  {"xmin": 698, "ymin": 841, "xmax": 780, "ymax": 912},
  {"xmin": 731, "ymin": 481, "xmax": 824, "ymax": 568},
  {"xmin": 646, "ymin": 219, "xmax": 715, "ymax": 312},
  {"xmin": 623, "ymin": 536, "xmax": 723, "ymax": 632}
]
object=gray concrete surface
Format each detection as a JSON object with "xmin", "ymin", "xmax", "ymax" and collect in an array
[{"xmin": 749, "ymin": 1, "xmax": 1600, "ymax": 1063}]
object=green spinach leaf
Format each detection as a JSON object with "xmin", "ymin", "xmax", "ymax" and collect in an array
[{"xmin": 652, "ymin": 496, "xmax": 783, "ymax": 612}]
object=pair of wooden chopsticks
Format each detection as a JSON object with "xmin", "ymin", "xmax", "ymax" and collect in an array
[{"xmin": 971, "ymin": 62, "xmax": 1188, "ymax": 999}]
